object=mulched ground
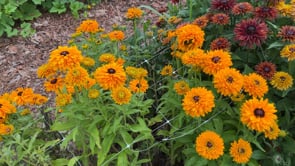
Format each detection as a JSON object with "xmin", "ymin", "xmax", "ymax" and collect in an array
[{"xmin": 0, "ymin": 0, "xmax": 170, "ymax": 96}]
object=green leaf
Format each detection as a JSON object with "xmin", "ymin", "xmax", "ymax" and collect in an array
[
  {"xmin": 97, "ymin": 134, "xmax": 115, "ymax": 165},
  {"xmin": 282, "ymin": 136, "xmax": 295, "ymax": 154},
  {"xmin": 68, "ymin": 156, "xmax": 81, "ymax": 166},
  {"xmin": 51, "ymin": 158, "xmax": 69, "ymax": 166},
  {"xmin": 220, "ymin": 154, "xmax": 233, "ymax": 166},
  {"xmin": 129, "ymin": 118, "xmax": 151, "ymax": 133},
  {"xmin": 117, "ymin": 152, "xmax": 128, "ymax": 166},
  {"xmin": 267, "ymin": 41, "xmax": 284, "ymax": 49},
  {"xmin": 20, "ymin": 22, "xmax": 35, "ymax": 37},
  {"xmin": 32, "ymin": 0, "xmax": 45, "ymax": 5},
  {"xmin": 252, "ymin": 150, "xmax": 267, "ymax": 160},
  {"xmin": 4, "ymin": 3, "xmax": 17, "ymax": 14},
  {"xmin": 213, "ymin": 118, "xmax": 223, "ymax": 134},
  {"xmin": 49, "ymin": 1, "xmax": 67, "ymax": 14},
  {"xmin": 51, "ymin": 121, "xmax": 77, "ymax": 131}
]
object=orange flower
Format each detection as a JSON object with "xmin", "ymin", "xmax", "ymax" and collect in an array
[
  {"xmin": 243, "ymin": 73, "xmax": 268, "ymax": 98},
  {"xmin": 111, "ymin": 86, "xmax": 132, "ymax": 105},
  {"xmin": 10, "ymin": 87, "xmax": 35, "ymax": 105},
  {"xmin": 108, "ymin": 30, "xmax": 125, "ymax": 41},
  {"xmin": 0, "ymin": 124, "xmax": 14, "ymax": 135},
  {"xmin": 160, "ymin": 65, "xmax": 173, "ymax": 76},
  {"xmin": 44, "ymin": 77, "xmax": 65, "ymax": 93},
  {"xmin": 99, "ymin": 53, "xmax": 116, "ymax": 63},
  {"xmin": 174, "ymin": 80, "xmax": 190, "ymax": 95},
  {"xmin": 76, "ymin": 19, "xmax": 99, "ymax": 33},
  {"xmin": 125, "ymin": 7, "xmax": 143, "ymax": 19},
  {"xmin": 129, "ymin": 79, "xmax": 149, "ymax": 93},
  {"xmin": 230, "ymin": 138, "xmax": 252, "ymax": 164}
]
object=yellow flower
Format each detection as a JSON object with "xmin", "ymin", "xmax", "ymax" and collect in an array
[
  {"xmin": 44, "ymin": 77, "xmax": 65, "ymax": 93},
  {"xmin": 31, "ymin": 94, "xmax": 48, "ymax": 105},
  {"xmin": 0, "ymin": 99, "xmax": 16, "ymax": 118},
  {"xmin": 175, "ymin": 24, "xmax": 205, "ymax": 52},
  {"xmin": 88, "ymin": 89, "xmax": 100, "ymax": 99},
  {"xmin": 181, "ymin": 48, "xmax": 205, "ymax": 66},
  {"xmin": 174, "ymin": 80, "xmax": 190, "ymax": 95},
  {"xmin": 213, "ymin": 68, "xmax": 244, "ymax": 96},
  {"xmin": 280, "ymin": 44, "xmax": 295, "ymax": 61},
  {"xmin": 160, "ymin": 65, "xmax": 173, "ymax": 76},
  {"xmin": 48, "ymin": 46, "xmax": 83, "ymax": 71},
  {"xmin": 230, "ymin": 138, "xmax": 252, "ymax": 164},
  {"xmin": 108, "ymin": 30, "xmax": 125, "ymax": 41},
  {"xmin": 64, "ymin": 66, "xmax": 90, "ymax": 88},
  {"xmin": 81, "ymin": 57, "xmax": 95, "ymax": 66},
  {"xmin": 243, "ymin": 73, "xmax": 268, "ymax": 98},
  {"xmin": 240, "ymin": 98, "xmax": 277, "ymax": 132},
  {"xmin": 99, "ymin": 53, "xmax": 116, "ymax": 63},
  {"xmin": 230, "ymin": 93, "xmax": 245, "ymax": 102},
  {"xmin": 125, "ymin": 7, "xmax": 143, "ymax": 19},
  {"xmin": 93, "ymin": 62, "xmax": 127, "ymax": 90},
  {"xmin": 195, "ymin": 131, "xmax": 224, "ymax": 160},
  {"xmin": 129, "ymin": 79, "xmax": 149, "ymax": 93},
  {"xmin": 10, "ymin": 87, "xmax": 34, "ymax": 105},
  {"xmin": 20, "ymin": 109, "xmax": 31, "ymax": 116},
  {"xmin": 270, "ymin": 71, "xmax": 293, "ymax": 90},
  {"xmin": 120, "ymin": 44, "xmax": 127, "ymax": 51},
  {"xmin": 55, "ymin": 93, "xmax": 72, "ymax": 107},
  {"xmin": 111, "ymin": 86, "xmax": 132, "ymax": 105},
  {"xmin": 264, "ymin": 122, "xmax": 280, "ymax": 140},
  {"xmin": 126, "ymin": 66, "xmax": 148, "ymax": 79},
  {"xmin": 182, "ymin": 87, "xmax": 215, "ymax": 117},
  {"xmin": 201, "ymin": 49, "xmax": 233, "ymax": 75},
  {"xmin": 279, "ymin": 130, "xmax": 287, "ymax": 137},
  {"xmin": 0, "ymin": 124, "xmax": 14, "ymax": 135},
  {"xmin": 76, "ymin": 20, "xmax": 99, "ymax": 33},
  {"xmin": 276, "ymin": 2, "xmax": 292, "ymax": 17},
  {"xmin": 37, "ymin": 63, "xmax": 57, "ymax": 79}
]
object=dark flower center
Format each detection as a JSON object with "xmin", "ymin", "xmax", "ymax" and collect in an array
[
  {"xmin": 227, "ymin": 76, "xmax": 234, "ymax": 83},
  {"xmin": 246, "ymin": 25, "xmax": 256, "ymax": 35},
  {"xmin": 184, "ymin": 39, "xmax": 193, "ymax": 45},
  {"xmin": 50, "ymin": 78, "xmax": 58, "ymax": 84},
  {"xmin": 220, "ymin": 0, "xmax": 228, "ymax": 3},
  {"xmin": 286, "ymin": 30, "xmax": 295, "ymax": 36},
  {"xmin": 280, "ymin": 76, "xmax": 286, "ymax": 81},
  {"xmin": 136, "ymin": 83, "xmax": 141, "ymax": 88},
  {"xmin": 239, "ymin": 4, "xmax": 245, "ymax": 10},
  {"xmin": 262, "ymin": 7, "xmax": 270, "ymax": 12},
  {"xmin": 289, "ymin": 47, "xmax": 295, "ymax": 53},
  {"xmin": 238, "ymin": 148, "xmax": 245, "ymax": 153},
  {"xmin": 254, "ymin": 108, "xmax": 265, "ymax": 117},
  {"xmin": 212, "ymin": 56, "xmax": 221, "ymax": 63},
  {"xmin": 17, "ymin": 91, "xmax": 23, "ymax": 96},
  {"xmin": 0, "ymin": 104, "xmax": 2, "ymax": 108},
  {"xmin": 60, "ymin": 51, "xmax": 69, "ymax": 56},
  {"xmin": 254, "ymin": 80, "xmax": 260, "ymax": 85},
  {"xmin": 206, "ymin": 141, "xmax": 213, "ymax": 148},
  {"xmin": 107, "ymin": 68, "xmax": 116, "ymax": 74},
  {"xmin": 263, "ymin": 66, "xmax": 270, "ymax": 72},
  {"xmin": 218, "ymin": 15, "xmax": 224, "ymax": 20},
  {"xmin": 193, "ymin": 96, "xmax": 200, "ymax": 102},
  {"xmin": 216, "ymin": 40, "xmax": 223, "ymax": 46}
]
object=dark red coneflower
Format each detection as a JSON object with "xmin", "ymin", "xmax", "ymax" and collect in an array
[
  {"xmin": 254, "ymin": 6, "xmax": 278, "ymax": 20},
  {"xmin": 234, "ymin": 18, "xmax": 268, "ymax": 49},
  {"xmin": 211, "ymin": 13, "xmax": 230, "ymax": 25},
  {"xmin": 255, "ymin": 61, "xmax": 276, "ymax": 80},
  {"xmin": 193, "ymin": 15, "xmax": 209, "ymax": 29},
  {"xmin": 211, "ymin": 0, "xmax": 236, "ymax": 12},
  {"xmin": 210, "ymin": 37, "xmax": 231, "ymax": 51},
  {"xmin": 277, "ymin": 26, "xmax": 295, "ymax": 42},
  {"xmin": 171, "ymin": 0, "xmax": 180, "ymax": 4},
  {"xmin": 232, "ymin": 2, "xmax": 253, "ymax": 15}
]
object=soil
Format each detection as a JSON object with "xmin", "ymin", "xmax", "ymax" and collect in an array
[{"xmin": 0, "ymin": 0, "xmax": 171, "ymax": 96}]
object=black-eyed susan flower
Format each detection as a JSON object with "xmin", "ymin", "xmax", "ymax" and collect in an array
[
  {"xmin": 129, "ymin": 79, "xmax": 149, "ymax": 93},
  {"xmin": 195, "ymin": 130, "xmax": 224, "ymax": 160},
  {"xmin": 111, "ymin": 86, "xmax": 132, "ymax": 105},
  {"xmin": 234, "ymin": 18, "xmax": 268, "ymax": 49},
  {"xmin": 44, "ymin": 77, "xmax": 64, "ymax": 93},
  {"xmin": 270, "ymin": 71, "xmax": 293, "ymax": 90},
  {"xmin": 211, "ymin": 0, "xmax": 236, "ymax": 12},
  {"xmin": 160, "ymin": 65, "xmax": 173, "ymax": 76},
  {"xmin": 182, "ymin": 87, "xmax": 215, "ymax": 117},
  {"xmin": 240, "ymin": 98, "xmax": 277, "ymax": 132},
  {"xmin": 243, "ymin": 73, "xmax": 268, "ymax": 98},
  {"xmin": 232, "ymin": 2, "xmax": 253, "ymax": 15},
  {"xmin": 0, "ymin": 124, "xmax": 14, "ymax": 135},
  {"xmin": 230, "ymin": 138, "xmax": 252, "ymax": 164},
  {"xmin": 175, "ymin": 24, "xmax": 205, "ymax": 52},
  {"xmin": 174, "ymin": 80, "xmax": 190, "ymax": 95},
  {"xmin": 201, "ymin": 49, "xmax": 233, "ymax": 75},
  {"xmin": 64, "ymin": 66, "xmax": 90, "ymax": 88},
  {"xmin": 31, "ymin": 94, "xmax": 48, "ymax": 105},
  {"xmin": 76, "ymin": 19, "xmax": 99, "ymax": 33},
  {"xmin": 181, "ymin": 48, "xmax": 205, "ymax": 66},
  {"xmin": 255, "ymin": 61, "xmax": 276, "ymax": 80},
  {"xmin": 108, "ymin": 30, "xmax": 125, "ymax": 41},
  {"xmin": 37, "ymin": 63, "xmax": 57, "ymax": 79},
  {"xmin": 210, "ymin": 37, "xmax": 231, "ymax": 51},
  {"xmin": 0, "ymin": 99, "xmax": 16, "ymax": 116},
  {"xmin": 264, "ymin": 121, "xmax": 280, "ymax": 140},
  {"xmin": 55, "ymin": 93, "xmax": 72, "ymax": 107},
  {"xmin": 125, "ymin": 7, "xmax": 143, "ymax": 20},
  {"xmin": 211, "ymin": 13, "xmax": 230, "ymax": 25},
  {"xmin": 193, "ymin": 15, "xmax": 209, "ymax": 29},
  {"xmin": 10, "ymin": 87, "xmax": 34, "ymax": 105},
  {"xmin": 93, "ymin": 62, "xmax": 126, "ymax": 90},
  {"xmin": 81, "ymin": 57, "xmax": 95, "ymax": 67},
  {"xmin": 99, "ymin": 53, "xmax": 116, "ymax": 63},
  {"xmin": 277, "ymin": 26, "xmax": 295, "ymax": 42},
  {"xmin": 88, "ymin": 89, "xmax": 100, "ymax": 99},
  {"xmin": 48, "ymin": 46, "xmax": 83, "ymax": 71},
  {"xmin": 254, "ymin": 6, "xmax": 278, "ymax": 20},
  {"xmin": 213, "ymin": 68, "xmax": 244, "ymax": 96},
  {"xmin": 20, "ymin": 108, "xmax": 31, "ymax": 116},
  {"xmin": 125, "ymin": 66, "xmax": 148, "ymax": 79},
  {"xmin": 280, "ymin": 44, "xmax": 295, "ymax": 61}
]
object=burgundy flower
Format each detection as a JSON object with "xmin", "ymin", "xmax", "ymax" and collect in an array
[
  {"xmin": 232, "ymin": 2, "xmax": 253, "ymax": 15},
  {"xmin": 211, "ymin": 0, "xmax": 236, "ymax": 12},
  {"xmin": 234, "ymin": 18, "xmax": 268, "ymax": 48},
  {"xmin": 277, "ymin": 26, "xmax": 295, "ymax": 42},
  {"xmin": 211, "ymin": 13, "xmax": 230, "ymax": 25},
  {"xmin": 210, "ymin": 37, "xmax": 231, "ymax": 51},
  {"xmin": 255, "ymin": 61, "xmax": 276, "ymax": 80},
  {"xmin": 171, "ymin": 0, "xmax": 180, "ymax": 4},
  {"xmin": 193, "ymin": 15, "xmax": 209, "ymax": 29},
  {"xmin": 254, "ymin": 6, "xmax": 278, "ymax": 20}
]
